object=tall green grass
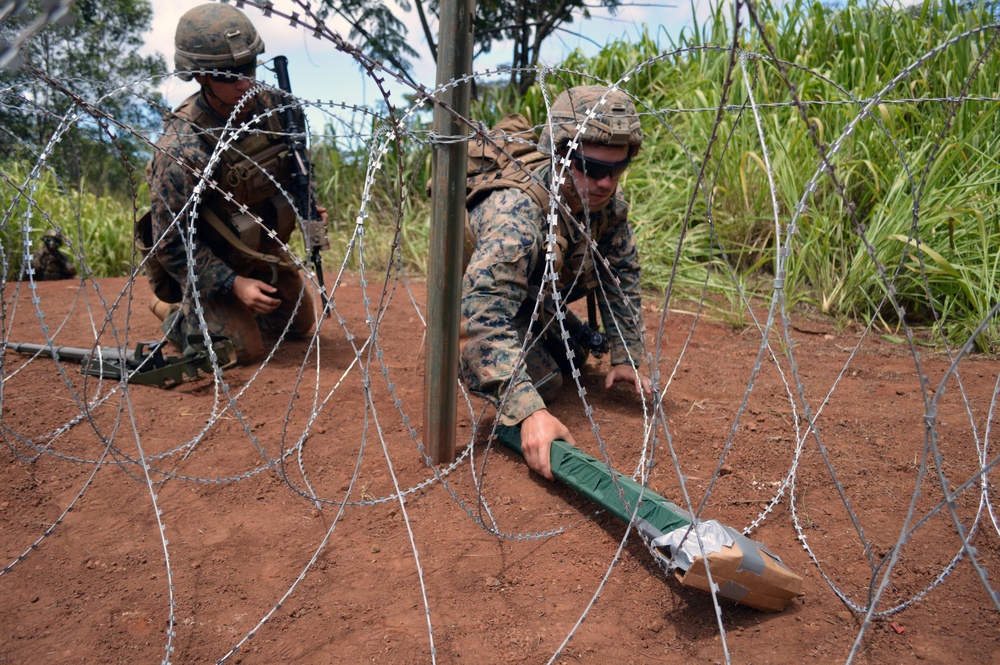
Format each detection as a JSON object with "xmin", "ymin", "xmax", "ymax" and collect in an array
[
  {"xmin": 312, "ymin": 0, "xmax": 998, "ymax": 349},
  {"xmin": 4, "ymin": 0, "xmax": 996, "ymax": 350},
  {"xmin": 1, "ymin": 162, "xmax": 140, "ymax": 280},
  {"xmin": 307, "ymin": 115, "xmax": 434, "ymax": 277},
  {"xmin": 543, "ymin": 0, "xmax": 1000, "ymax": 350}
]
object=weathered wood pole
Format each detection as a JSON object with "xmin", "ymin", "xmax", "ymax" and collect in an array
[{"xmin": 424, "ymin": 0, "xmax": 474, "ymax": 463}]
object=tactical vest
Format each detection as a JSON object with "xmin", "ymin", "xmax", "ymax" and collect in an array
[
  {"xmin": 464, "ymin": 113, "xmax": 626, "ymax": 294},
  {"xmin": 464, "ymin": 114, "xmax": 564, "ymax": 272},
  {"xmin": 137, "ymin": 91, "xmax": 298, "ymax": 302}
]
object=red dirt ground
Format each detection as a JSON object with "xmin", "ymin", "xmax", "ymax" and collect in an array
[{"xmin": 1, "ymin": 275, "xmax": 998, "ymax": 664}]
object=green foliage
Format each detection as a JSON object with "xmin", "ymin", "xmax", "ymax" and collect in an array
[
  {"xmin": 0, "ymin": 0, "xmax": 167, "ymax": 197},
  {"xmin": 322, "ymin": 0, "xmax": 421, "ymax": 82},
  {"xmin": 308, "ymin": 117, "xmax": 434, "ymax": 275},
  {"xmin": 7, "ymin": 0, "xmax": 996, "ymax": 352},
  {"xmin": 549, "ymin": 0, "xmax": 999, "ymax": 350},
  {"xmin": 2, "ymin": 162, "xmax": 140, "ymax": 280},
  {"xmin": 306, "ymin": 0, "xmax": 999, "ymax": 350}
]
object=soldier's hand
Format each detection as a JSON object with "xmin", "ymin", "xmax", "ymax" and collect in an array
[
  {"xmin": 519, "ymin": 409, "xmax": 576, "ymax": 481},
  {"xmin": 316, "ymin": 205, "xmax": 329, "ymax": 224},
  {"xmin": 232, "ymin": 275, "xmax": 281, "ymax": 315},
  {"xmin": 605, "ymin": 363, "xmax": 652, "ymax": 396}
]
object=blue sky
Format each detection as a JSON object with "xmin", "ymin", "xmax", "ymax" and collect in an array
[{"xmin": 142, "ymin": 0, "xmax": 714, "ymax": 128}]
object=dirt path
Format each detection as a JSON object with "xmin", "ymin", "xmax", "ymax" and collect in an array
[{"xmin": 1, "ymin": 275, "xmax": 997, "ymax": 663}]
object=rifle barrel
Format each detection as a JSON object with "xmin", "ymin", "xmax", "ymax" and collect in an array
[
  {"xmin": 273, "ymin": 54, "xmax": 331, "ymax": 316},
  {"xmin": 7, "ymin": 342, "xmax": 126, "ymax": 362}
]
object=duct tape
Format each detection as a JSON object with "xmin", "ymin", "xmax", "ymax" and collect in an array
[
  {"xmin": 722, "ymin": 525, "xmax": 766, "ymax": 576},
  {"xmin": 651, "ymin": 519, "xmax": 734, "ymax": 571}
]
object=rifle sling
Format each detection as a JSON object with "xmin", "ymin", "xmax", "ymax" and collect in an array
[{"xmin": 199, "ymin": 206, "xmax": 282, "ymax": 285}]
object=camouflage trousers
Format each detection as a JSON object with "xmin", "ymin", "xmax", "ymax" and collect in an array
[
  {"xmin": 520, "ymin": 302, "xmax": 593, "ymax": 400},
  {"xmin": 165, "ymin": 263, "xmax": 315, "ymax": 364}
]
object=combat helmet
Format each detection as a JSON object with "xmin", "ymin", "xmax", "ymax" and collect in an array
[
  {"xmin": 174, "ymin": 3, "xmax": 265, "ymax": 82},
  {"xmin": 539, "ymin": 85, "xmax": 644, "ymax": 157},
  {"xmin": 42, "ymin": 228, "xmax": 64, "ymax": 249}
]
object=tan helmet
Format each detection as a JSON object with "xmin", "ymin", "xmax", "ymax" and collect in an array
[
  {"xmin": 42, "ymin": 228, "xmax": 64, "ymax": 249},
  {"xmin": 539, "ymin": 85, "xmax": 644, "ymax": 157},
  {"xmin": 174, "ymin": 3, "xmax": 265, "ymax": 82}
]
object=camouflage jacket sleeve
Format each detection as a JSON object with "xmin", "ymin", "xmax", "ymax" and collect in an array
[
  {"xmin": 595, "ymin": 198, "xmax": 646, "ymax": 368},
  {"xmin": 148, "ymin": 116, "xmax": 235, "ymax": 300},
  {"xmin": 460, "ymin": 189, "xmax": 548, "ymax": 426}
]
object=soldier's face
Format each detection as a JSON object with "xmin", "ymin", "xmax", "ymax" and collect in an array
[
  {"xmin": 196, "ymin": 73, "xmax": 256, "ymax": 118},
  {"xmin": 561, "ymin": 143, "xmax": 630, "ymax": 213}
]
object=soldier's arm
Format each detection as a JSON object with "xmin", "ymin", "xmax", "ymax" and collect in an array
[
  {"xmin": 149, "ymin": 139, "xmax": 236, "ymax": 300},
  {"xmin": 459, "ymin": 190, "xmax": 547, "ymax": 426}
]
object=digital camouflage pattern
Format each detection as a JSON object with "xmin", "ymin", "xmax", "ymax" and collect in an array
[
  {"xmin": 147, "ymin": 89, "xmax": 313, "ymax": 363},
  {"xmin": 30, "ymin": 231, "xmax": 76, "ymax": 280},
  {"xmin": 174, "ymin": 3, "xmax": 264, "ymax": 81},
  {"xmin": 460, "ymin": 163, "xmax": 645, "ymax": 425},
  {"xmin": 538, "ymin": 85, "xmax": 644, "ymax": 157}
]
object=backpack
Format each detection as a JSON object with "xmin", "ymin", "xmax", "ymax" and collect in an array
[
  {"xmin": 135, "ymin": 209, "xmax": 184, "ymax": 303},
  {"xmin": 462, "ymin": 113, "xmax": 568, "ymax": 270},
  {"xmin": 465, "ymin": 113, "xmax": 550, "ymax": 209}
]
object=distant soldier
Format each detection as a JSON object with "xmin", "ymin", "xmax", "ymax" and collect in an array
[
  {"xmin": 141, "ymin": 3, "xmax": 323, "ymax": 363},
  {"xmin": 461, "ymin": 85, "xmax": 652, "ymax": 480},
  {"xmin": 31, "ymin": 229, "xmax": 77, "ymax": 280}
]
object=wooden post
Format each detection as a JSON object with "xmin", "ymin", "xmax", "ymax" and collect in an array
[{"xmin": 424, "ymin": 0, "xmax": 474, "ymax": 463}]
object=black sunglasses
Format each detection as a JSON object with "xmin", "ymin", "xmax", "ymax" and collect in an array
[
  {"xmin": 568, "ymin": 151, "xmax": 631, "ymax": 180},
  {"xmin": 207, "ymin": 62, "xmax": 257, "ymax": 83}
]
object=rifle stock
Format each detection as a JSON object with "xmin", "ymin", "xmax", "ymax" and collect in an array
[{"xmin": 273, "ymin": 55, "xmax": 330, "ymax": 317}]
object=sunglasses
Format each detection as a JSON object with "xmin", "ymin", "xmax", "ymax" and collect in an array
[
  {"xmin": 568, "ymin": 151, "xmax": 631, "ymax": 180},
  {"xmin": 207, "ymin": 62, "xmax": 257, "ymax": 83}
]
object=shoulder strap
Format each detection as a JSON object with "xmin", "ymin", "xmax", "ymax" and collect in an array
[
  {"xmin": 199, "ymin": 206, "xmax": 283, "ymax": 283},
  {"xmin": 466, "ymin": 113, "xmax": 551, "ymax": 211},
  {"xmin": 172, "ymin": 92, "xmax": 282, "ymax": 151}
]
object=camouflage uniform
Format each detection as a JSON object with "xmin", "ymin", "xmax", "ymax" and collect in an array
[
  {"xmin": 147, "ymin": 89, "xmax": 314, "ymax": 363},
  {"xmin": 146, "ymin": 3, "xmax": 314, "ymax": 363},
  {"xmin": 460, "ymin": 162, "xmax": 645, "ymax": 425},
  {"xmin": 30, "ymin": 231, "xmax": 77, "ymax": 280}
]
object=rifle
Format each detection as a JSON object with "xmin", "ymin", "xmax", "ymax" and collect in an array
[
  {"xmin": 5, "ymin": 338, "xmax": 235, "ymax": 388},
  {"xmin": 551, "ymin": 293, "xmax": 610, "ymax": 364},
  {"xmin": 577, "ymin": 292, "xmax": 610, "ymax": 358},
  {"xmin": 272, "ymin": 55, "xmax": 330, "ymax": 317}
]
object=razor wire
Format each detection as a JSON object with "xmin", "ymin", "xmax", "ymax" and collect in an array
[{"xmin": 1, "ymin": 0, "xmax": 999, "ymax": 663}]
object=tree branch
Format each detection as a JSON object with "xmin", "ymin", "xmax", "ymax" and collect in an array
[
  {"xmin": 413, "ymin": 0, "xmax": 438, "ymax": 63},
  {"xmin": 329, "ymin": 4, "xmax": 419, "ymax": 87}
]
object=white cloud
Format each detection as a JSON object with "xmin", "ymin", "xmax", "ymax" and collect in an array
[
  {"xmin": 142, "ymin": 0, "xmax": 708, "ymax": 122},
  {"xmin": 144, "ymin": 0, "xmax": 438, "ymax": 116}
]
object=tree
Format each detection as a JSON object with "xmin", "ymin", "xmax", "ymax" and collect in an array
[
  {"xmin": 0, "ymin": 0, "xmax": 167, "ymax": 196},
  {"xmin": 320, "ymin": 0, "xmax": 624, "ymax": 94},
  {"xmin": 324, "ymin": 0, "xmax": 422, "ymax": 86}
]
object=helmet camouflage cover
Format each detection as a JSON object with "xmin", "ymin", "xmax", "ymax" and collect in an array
[
  {"xmin": 42, "ymin": 228, "xmax": 64, "ymax": 248},
  {"xmin": 539, "ymin": 85, "xmax": 644, "ymax": 157},
  {"xmin": 174, "ymin": 3, "xmax": 265, "ymax": 81}
]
